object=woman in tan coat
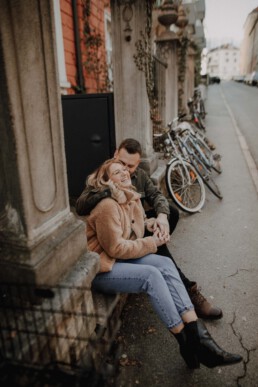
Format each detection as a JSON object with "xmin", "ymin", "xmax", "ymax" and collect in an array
[{"xmin": 86, "ymin": 159, "xmax": 242, "ymax": 370}]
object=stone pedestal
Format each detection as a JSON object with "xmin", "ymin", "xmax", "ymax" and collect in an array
[
  {"xmin": 110, "ymin": 0, "xmax": 158, "ymax": 175},
  {"xmin": 0, "ymin": 0, "xmax": 94, "ymax": 285}
]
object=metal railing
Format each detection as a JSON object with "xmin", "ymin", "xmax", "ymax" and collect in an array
[{"xmin": 0, "ymin": 282, "xmax": 120, "ymax": 386}]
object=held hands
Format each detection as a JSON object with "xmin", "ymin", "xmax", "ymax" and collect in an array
[
  {"xmin": 145, "ymin": 213, "xmax": 170, "ymax": 246},
  {"xmin": 152, "ymin": 229, "xmax": 170, "ymax": 247},
  {"xmin": 145, "ymin": 214, "xmax": 170, "ymax": 235},
  {"xmin": 144, "ymin": 217, "xmax": 157, "ymax": 232}
]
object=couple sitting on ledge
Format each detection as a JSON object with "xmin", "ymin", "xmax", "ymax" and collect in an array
[{"xmin": 76, "ymin": 138, "xmax": 242, "ymax": 369}]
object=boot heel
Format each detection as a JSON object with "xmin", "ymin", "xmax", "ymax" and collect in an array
[
  {"xmin": 180, "ymin": 347, "xmax": 200, "ymax": 369},
  {"xmin": 173, "ymin": 329, "xmax": 200, "ymax": 369}
]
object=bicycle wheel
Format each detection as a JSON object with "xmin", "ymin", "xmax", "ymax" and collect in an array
[
  {"xmin": 197, "ymin": 114, "xmax": 206, "ymax": 130},
  {"xmin": 200, "ymin": 99, "xmax": 206, "ymax": 119},
  {"xmin": 193, "ymin": 113, "xmax": 205, "ymax": 132},
  {"xmin": 166, "ymin": 159, "xmax": 206, "ymax": 213},
  {"xmin": 211, "ymin": 153, "xmax": 222, "ymax": 174},
  {"xmin": 189, "ymin": 153, "xmax": 223, "ymax": 199}
]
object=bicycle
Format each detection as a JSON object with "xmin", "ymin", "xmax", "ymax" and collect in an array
[
  {"xmin": 176, "ymin": 121, "xmax": 222, "ymax": 175},
  {"xmin": 154, "ymin": 117, "xmax": 206, "ymax": 214},
  {"xmin": 187, "ymin": 87, "xmax": 206, "ymax": 131},
  {"xmin": 193, "ymin": 87, "xmax": 206, "ymax": 119},
  {"xmin": 168, "ymin": 121, "xmax": 223, "ymax": 200}
]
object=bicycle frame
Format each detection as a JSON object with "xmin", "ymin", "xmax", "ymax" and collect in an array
[
  {"xmin": 176, "ymin": 132, "xmax": 212, "ymax": 181},
  {"xmin": 181, "ymin": 129, "xmax": 211, "ymax": 168}
]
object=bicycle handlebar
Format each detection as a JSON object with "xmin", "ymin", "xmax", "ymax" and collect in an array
[{"xmin": 168, "ymin": 113, "xmax": 187, "ymax": 128}]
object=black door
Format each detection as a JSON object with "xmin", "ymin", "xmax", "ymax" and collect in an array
[{"xmin": 62, "ymin": 93, "xmax": 116, "ymax": 200}]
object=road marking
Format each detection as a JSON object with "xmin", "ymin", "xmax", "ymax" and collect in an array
[{"xmin": 220, "ymin": 88, "xmax": 258, "ymax": 195}]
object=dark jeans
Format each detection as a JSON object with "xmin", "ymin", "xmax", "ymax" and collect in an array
[{"xmin": 145, "ymin": 205, "xmax": 193, "ymax": 290}]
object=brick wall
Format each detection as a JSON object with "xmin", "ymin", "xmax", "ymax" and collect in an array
[{"xmin": 60, "ymin": 0, "xmax": 110, "ymax": 94}]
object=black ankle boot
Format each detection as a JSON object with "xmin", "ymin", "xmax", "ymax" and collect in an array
[
  {"xmin": 173, "ymin": 329, "xmax": 200, "ymax": 369},
  {"xmin": 185, "ymin": 320, "xmax": 243, "ymax": 368}
]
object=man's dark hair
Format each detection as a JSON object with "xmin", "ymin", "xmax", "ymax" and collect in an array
[{"xmin": 118, "ymin": 138, "xmax": 142, "ymax": 156}]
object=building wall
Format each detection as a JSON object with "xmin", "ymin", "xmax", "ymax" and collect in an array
[
  {"xmin": 254, "ymin": 24, "xmax": 258, "ymax": 71},
  {"xmin": 60, "ymin": 0, "xmax": 111, "ymax": 94},
  {"xmin": 207, "ymin": 44, "xmax": 240, "ymax": 80},
  {"xmin": 240, "ymin": 8, "xmax": 258, "ymax": 74}
]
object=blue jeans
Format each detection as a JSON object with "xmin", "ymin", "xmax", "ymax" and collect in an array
[{"xmin": 92, "ymin": 254, "xmax": 194, "ymax": 329}]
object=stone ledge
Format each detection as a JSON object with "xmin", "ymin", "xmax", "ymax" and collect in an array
[
  {"xmin": 150, "ymin": 164, "xmax": 166, "ymax": 188},
  {"xmin": 60, "ymin": 250, "xmax": 100, "ymax": 288},
  {"xmin": 61, "ymin": 249, "xmax": 127, "ymax": 336},
  {"xmin": 61, "ymin": 251, "xmax": 127, "ymax": 368},
  {"xmin": 65, "ymin": 210, "xmax": 127, "ymax": 370}
]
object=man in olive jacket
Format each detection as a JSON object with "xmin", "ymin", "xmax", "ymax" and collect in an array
[{"xmin": 76, "ymin": 138, "xmax": 223, "ymax": 320}]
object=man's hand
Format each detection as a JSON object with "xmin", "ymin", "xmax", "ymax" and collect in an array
[{"xmin": 155, "ymin": 213, "xmax": 170, "ymax": 238}]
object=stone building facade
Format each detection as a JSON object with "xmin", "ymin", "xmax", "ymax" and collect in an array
[{"xmin": 206, "ymin": 44, "xmax": 240, "ymax": 80}]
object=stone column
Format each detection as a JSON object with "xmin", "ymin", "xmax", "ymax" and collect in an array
[
  {"xmin": 186, "ymin": 46, "xmax": 196, "ymax": 100},
  {"xmin": 110, "ymin": 0, "xmax": 157, "ymax": 175},
  {"xmin": 0, "ymin": 0, "xmax": 96, "ymax": 285},
  {"xmin": 156, "ymin": 33, "xmax": 179, "ymax": 125}
]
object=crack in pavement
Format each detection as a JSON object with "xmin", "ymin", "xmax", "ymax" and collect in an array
[
  {"xmin": 227, "ymin": 268, "xmax": 251, "ymax": 278},
  {"xmin": 229, "ymin": 311, "xmax": 256, "ymax": 386}
]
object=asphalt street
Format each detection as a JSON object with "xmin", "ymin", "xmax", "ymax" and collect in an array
[
  {"xmin": 109, "ymin": 83, "xmax": 258, "ymax": 387},
  {"xmin": 220, "ymin": 81, "xmax": 258, "ymax": 169}
]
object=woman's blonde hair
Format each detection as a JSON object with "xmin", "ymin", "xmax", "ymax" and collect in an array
[{"xmin": 87, "ymin": 159, "xmax": 124, "ymax": 190}]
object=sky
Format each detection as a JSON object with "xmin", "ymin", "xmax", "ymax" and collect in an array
[{"xmin": 204, "ymin": 0, "xmax": 258, "ymax": 49}]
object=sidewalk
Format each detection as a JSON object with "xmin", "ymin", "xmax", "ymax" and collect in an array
[{"xmin": 110, "ymin": 84, "xmax": 258, "ymax": 387}]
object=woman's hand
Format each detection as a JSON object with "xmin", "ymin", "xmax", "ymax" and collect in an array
[
  {"xmin": 144, "ymin": 217, "xmax": 157, "ymax": 232},
  {"xmin": 108, "ymin": 180, "xmax": 127, "ymax": 204},
  {"xmin": 152, "ymin": 229, "xmax": 170, "ymax": 247}
]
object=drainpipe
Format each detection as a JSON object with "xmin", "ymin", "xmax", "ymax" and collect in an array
[{"xmin": 72, "ymin": 0, "xmax": 86, "ymax": 93}]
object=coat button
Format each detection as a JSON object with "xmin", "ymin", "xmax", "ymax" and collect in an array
[{"xmin": 132, "ymin": 220, "xmax": 135, "ymax": 223}]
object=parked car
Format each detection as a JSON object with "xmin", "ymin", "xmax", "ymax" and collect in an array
[
  {"xmin": 244, "ymin": 72, "xmax": 258, "ymax": 86},
  {"xmin": 244, "ymin": 73, "xmax": 253, "ymax": 85},
  {"xmin": 251, "ymin": 71, "xmax": 258, "ymax": 86},
  {"xmin": 233, "ymin": 75, "xmax": 245, "ymax": 82},
  {"xmin": 209, "ymin": 76, "xmax": 221, "ymax": 84}
]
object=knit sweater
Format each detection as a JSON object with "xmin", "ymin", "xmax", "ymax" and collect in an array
[{"xmin": 86, "ymin": 188, "xmax": 157, "ymax": 272}]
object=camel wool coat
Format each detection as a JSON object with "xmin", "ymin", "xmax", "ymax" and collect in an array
[{"xmin": 86, "ymin": 188, "xmax": 157, "ymax": 272}]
